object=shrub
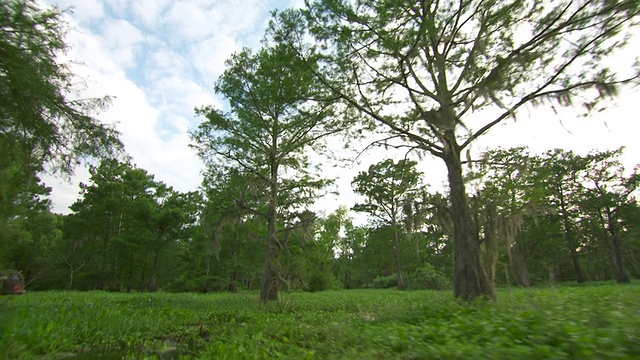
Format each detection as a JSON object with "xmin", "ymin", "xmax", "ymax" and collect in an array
[
  {"xmin": 406, "ymin": 263, "xmax": 451, "ymax": 290},
  {"xmin": 372, "ymin": 274, "xmax": 398, "ymax": 289}
]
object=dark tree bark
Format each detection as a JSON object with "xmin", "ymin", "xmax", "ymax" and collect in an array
[
  {"xmin": 511, "ymin": 246, "xmax": 532, "ymax": 287},
  {"xmin": 444, "ymin": 133, "xmax": 495, "ymax": 300},
  {"xmin": 610, "ymin": 234, "xmax": 630, "ymax": 284},
  {"xmin": 260, "ymin": 157, "xmax": 280, "ymax": 301},
  {"xmin": 260, "ymin": 229, "xmax": 279, "ymax": 301},
  {"xmin": 605, "ymin": 209, "xmax": 630, "ymax": 284},
  {"xmin": 559, "ymin": 193, "xmax": 586, "ymax": 283}
]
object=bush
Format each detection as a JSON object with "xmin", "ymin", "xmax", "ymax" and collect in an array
[
  {"xmin": 306, "ymin": 271, "xmax": 340, "ymax": 292},
  {"xmin": 406, "ymin": 263, "xmax": 451, "ymax": 290},
  {"xmin": 372, "ymin": 274, "xmax": 398, "ymax": 289}
]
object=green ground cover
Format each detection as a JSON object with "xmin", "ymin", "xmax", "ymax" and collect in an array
[{"xmin": 1, "ymin": 283, "xmax": 639, "ymax": 359}]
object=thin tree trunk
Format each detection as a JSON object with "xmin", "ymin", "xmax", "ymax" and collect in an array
[
  {"xmin": 149, "ymin": 249, "xmax": 160, "ymax": 291},
  {"xmin": 443, "ymin": 134, "xmax": 495, "ymax": 301},
  {"xmin": 100, "ymin": 214, "xmax": 112, "ymax": 289},
  {"xmin": 69, "ymin": 268, "xmax": 74, "ymax": 290},
  {"xmin": 559, "ymin": 194, "xmax": 585, "ymax": 283},
  {"xmin": 260, "ymin": 155, "xmax": 279, "ymax": 302},
  {"xmin": 610, "ymin": 234, "xmax": 629, "ymax": 283},
  {"xmin": 511, "ymin": 245, "xmax": 532, "ymax": 287},
  {"xmin": 63, "ymin": 257, "xmax": 85, "ymax": 290},
  {"xmin": 605, "ymin": 210, "xmax": 630, "ymax": 284},
  {"xmin": 392, "ymin": 219, "xmax": 406, "ymax": 290},
  {"xmin": 260, "ymin": 222, "xmax": 279, "ymax": 301},
  {"xmin": 483, "ymin": 203, "xmax": 498, "ymax": 285},
  {"xmin": 139, "ymin": 249, "xmax": 149, "ymax": 290},
  {"xmin": 108, "ymin": 211, "xmax": 124, "ymax": 291},
  {"xmin": 109, "ymin": 253, "xmax": 118, "ymax": 291}
]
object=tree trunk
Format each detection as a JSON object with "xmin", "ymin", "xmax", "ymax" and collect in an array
[
  {"xmin": 63, "ymin": 256, "xmax": 84, "ymax": 290},
  {"xmin": 139, "ymin": 249, "xmax": 149, "ymax": 290},
  {"xmin": 483, "ymin": 203, "xmax": 498, "ymax": 285},
  {"xmin": 610, "ymin": 234, "xmax": 629, "ymax": 283},
  {"xmin": 606, "ymin": 213, "xmax": 630, "ymax": 284},
  {"xmin": 149, "ymin": 249, "xmax": 160, "ymax": 291},
  {"xmin": 109, "ymin": 253, "xmax": 118, "ymax": 291},
  {"xmin": 260, "ymin": 227, "xmax": 279, "ymax": 301},
  {"xmin": 511, "ymin": 246, "xmax": 532, "ymax": 287},
  {"xmin": 100, "ymin": 215, "xmax": 112, "ymax": 289},
  {"xmin": 559, "ymin": 195, "xmax": 585, "ymax": 283},
  {"xmin": 443, "ymin": 134, "xmax": 495, "ymax": 301},
  {"xmin": 392, "ymin": 221, "xmax": 406, "ymax": 290},
  {"xmin": 69, "ymin": 268, "xmax": 74, "ymax": 290},
  {"xmin": 260, "ymin": 156, "xmax": 280, "ymax": 302}
]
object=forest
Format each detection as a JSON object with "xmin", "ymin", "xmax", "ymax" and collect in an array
[{"xmin": 2, "ymin": 0, "xmax": 640, "ymax": 304}]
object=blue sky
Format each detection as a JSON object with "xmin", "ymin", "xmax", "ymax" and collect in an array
[
  {"xmin": 42, "ymin": 0, "xmax": 305, "ymax": 212},
  {"xmin": 42, "ymin": 0, "xmax": 640, "ymax": 217}
]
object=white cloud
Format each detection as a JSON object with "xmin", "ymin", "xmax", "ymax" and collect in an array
[
  {"xmin": 52, "ymin": 0, "xmax": 105, "ymax": 23},
  {"xmin": 190, "ymin": 35, "xmax": 242, "ymax": 83},
  {"xmin": 145, "ymin": 48, "xmax": 189, "ymax": 80},
  {"xmin": 162, "ymin": 0, "xmax": 268, "ymax": 42},
  {"xmin": 62, "ymin": 26, "xmax": 126, "ymax": 78},
  {"xmin": 102, "ymin": 0, "xmax": 130, "ymax": 17},
  {"xmin": 42, "ymin": 0, "xmax": 639, "ymax": 218},
  {"xmin": 130, "ymin": 0, "xmax": 171, "ymax": 28},
  {"xmin": 97, "ymin": 19, "xmax": 145, "ymax": 69}
]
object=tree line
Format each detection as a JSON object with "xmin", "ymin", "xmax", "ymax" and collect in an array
[
  {"xmin": 1, "ymin": 0, "xmax": 639, "ymax": 301},
  {"xmin": 2, "ymin": 147, "xmax": 639, "ymax": 295}
]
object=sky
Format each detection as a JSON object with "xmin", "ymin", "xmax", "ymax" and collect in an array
[{"xmin": 41, "ymin": 0, "xmax": 640, "ymax": 219}]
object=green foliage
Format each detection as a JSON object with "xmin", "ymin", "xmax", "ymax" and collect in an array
[
  {"xmin": 57, "ymin": 158, "xmax": 199, "ymax": 292},
  {"xmin": 0, "ymin": 0, "xmax": 120, "ymax": 292},
  {"xmin": 351, "ymin": 159, "xmax": 424, "ymax": 290},
  {"xmin": 192, "ymin": 38, "xmax": 344, "ymax": 301},
  {"xmin": 371, "ymin": 274, "xmax": 398, "ymax": 289},
  {"xmin": 0, "ymin": 0, "xmax": 121, "ymax": 176},
  {"xmin": 272, "ymin": 0, "xmax": 640, "ymax": 301},
  {"xmin": 352, "ymin": 159, "xmax": 422, "ymax": 225},
  {"xmin": 406, "ymin": 263, "xmax": 452, "ymax": 291},
  {"xmin": 1, "ymin": 285, "xmax": 639, "ymax": 358},
  {"xmin": 464, "ymin": 146, "xmax": 640, "ymax": 288}
]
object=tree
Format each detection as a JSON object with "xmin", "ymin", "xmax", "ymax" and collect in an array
[
  {"xmin": 67, "ymin": 158, "xmax": 195, "ymax": 291},
  {"xmin": 0, "ymin": 0, "xmax": 120, "ymax": 180},
  {"xmin": 1, "ymin": 1, "xmax": 121, "ymax": 273},
  {"xmin": 466, "ymin": 147, "xmax": 537, "ymax": 287},
  {"xmin": 533, "ymin": 149, "xmax": 589, "ymax": 283},
  {"xmin": 271, "ymin": 0, "xmax": 640, "ymax": 300},
  {"xmin": 136, "ymin": 185, "xmax": 198, "ymax": 291},
  {"xmin": 352, "ymin": 159, "xmax": 422, "ymax": 290},
  {"xmin": 69, "ymin": 159, "xmax": 142, "ymax": 290},
  {"xmin": 191, "ymin": 43, "xmax": 342, "ymax": 301},
  {"xmin": 579, "ymin": 148, "xmax": 638, "ymax": 283},
  {"xmin": 197, "ymin": 168, "xmax": 267, "ymax": 292}
]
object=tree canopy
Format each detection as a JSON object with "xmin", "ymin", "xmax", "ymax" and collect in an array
[
  {"xmin": 1, "ymin": 0, "xmax": 640, "ymax": 305},
  {"xmin": 0, "ymin": 0, "xmax": 121, "ymax": 226},
  {"xmin": 267, "ymin": 0, "xmax": 640, "ymax": 300},
  {"xmin": 191, "ymin": 42, "xmax": 343, "ymax": 301}
]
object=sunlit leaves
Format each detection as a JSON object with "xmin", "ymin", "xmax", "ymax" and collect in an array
[{"xmin": 352, "ymin": 159, "xmax": 422, "ymax": 225}]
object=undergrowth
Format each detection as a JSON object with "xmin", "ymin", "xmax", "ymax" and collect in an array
[{"xmin": 1, "ymin": 283, "xmax": 638, "ymax": 359}]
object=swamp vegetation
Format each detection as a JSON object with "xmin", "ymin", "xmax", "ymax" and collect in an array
[{"xmin": 1, "ymin": 284, "xmax": 639, "ymax": 359}]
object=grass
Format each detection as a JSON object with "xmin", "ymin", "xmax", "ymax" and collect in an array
[{"xmin": 1, "ymin": 283, "xmax": 639, "ymax": 359}]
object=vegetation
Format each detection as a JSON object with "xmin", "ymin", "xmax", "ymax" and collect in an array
[
  {"xmin": 352, "ymin": 159, "xmax": 424, "ymax": 290},
  {"xmin": 1, "ymin": 1, "xmax": 640, "ymax": 358},
  {"xmin": 190, "ymin": 43, "xmax": 343, "ymax": 301},
  {"xmin": 0, "ymin": 0, "xmax": 121, "ymax": 222},
  {"xmin": 2, "ymin": 1, "xmax": 640, "ymax": 358},
  {"xmin": 268, "ymin": 0, "xmax": 640, "ymax": 301},
  {"xmin": 1, "ymin": 285, "xmax": 639, "ymax": 359}
]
